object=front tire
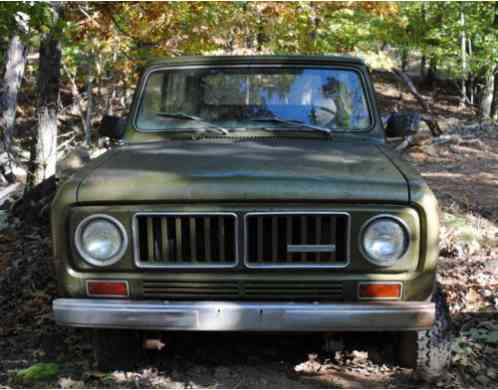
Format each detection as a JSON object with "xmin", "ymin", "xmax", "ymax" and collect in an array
[
  {"xmin": 93, "ymin": 329, "xmax": 142, "ymax": 371},
  {"xmin": 398, "ymin": 286, "xmax": 451, "ymax": 382}
]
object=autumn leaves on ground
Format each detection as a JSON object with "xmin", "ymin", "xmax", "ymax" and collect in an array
[{"xmin": 0, "ymin": 71, "xmax": 496, "ymax": 389}]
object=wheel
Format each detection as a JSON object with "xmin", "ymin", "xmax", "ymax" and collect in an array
[
  {"xmin": 92, "ymin": 329, "xmax": 142, "ymax": 371},
  {"xmin": 398, "ymin": 286, "xmax": 452, "ymax": 382}
]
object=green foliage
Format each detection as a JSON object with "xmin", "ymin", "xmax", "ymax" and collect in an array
[
  {"xmin": 61, "ymin": 3, "xmax": 495, "ymax": 82},
  {"xmin": 0, "ymin": 2, "xmax": 57, "ymax": 38},
  {"xmin": 14, "ymin": 363, "xmax": 59, "ymax": 384},
  {"xmin": 2, "ymin": 2, "xmax": 498, "ymax": 109}
]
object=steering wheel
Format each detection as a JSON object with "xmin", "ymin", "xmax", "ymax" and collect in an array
[
  {"xmin": 311, "ymin": 105, "xmax": 338, "ymax": 129},
  {"xmin": 313, "ymin": 105, "xmax": 336, "ymax": 116}
]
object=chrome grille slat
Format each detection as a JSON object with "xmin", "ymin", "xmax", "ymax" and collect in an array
[
  {"xmin": 219, "ymin": 217, "xmax": 225, "ymax": 262},
  {"xmin": 245, "ymin": 212, "xmax": 349, "ymax": 268},
  {"xmin": 189, "ymin": 217, "xmax": 197, "ymax": 262},
  {"xmin": 315, "ymin": 216, "xmax": 321, "ymax": 262},
  {"xmin": 329, "ymin": 215, "xmax": 337, "ymax": 262},
  {"xmin": 204, "ymin": 217, "xmax": 211, "ymax": 261},
  {"xmin": 175, "ymin": 217, "xmax": 182, "ymax": 262},
  {"xmin": 272, "ymin": 217, "xmax": 278, "ymax": 261},
  {"xmin": 160, "ymin": 218, "xmax": 169, "ymax": 261},
  {"xmin": 134, "ymin": 213, "xmax": 237, "ymax": 268},
  {"xmin": 300, "ymin": 216, "xmax": 307, "ymax": 262},
  {"xmin": 146, "ymin": 217, "xmax": 155, "ymax": 261},
  {"xmin": 257, "ymin": 217, "xmax": 263, "ymax": 262},
  {"xmin": 286, "ymin": 216, "xmax": 292, "ymax": 262}
]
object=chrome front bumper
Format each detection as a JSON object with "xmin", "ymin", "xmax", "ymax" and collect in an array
[{"xmin": 53, "ymin": 299, "xmax": 435, "ymax": 331}]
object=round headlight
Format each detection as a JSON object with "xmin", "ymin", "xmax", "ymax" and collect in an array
[
  {"xmin": 75, "ymin": 214, "xmax": 127, "ymax": 266},
  {"xmin": 361, "ymin": 216, "xmax": 408, "ymax": 266}
]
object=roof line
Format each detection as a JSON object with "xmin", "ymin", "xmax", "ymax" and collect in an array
[{"xmin": 145, "ymin": 55, "xmax": 365, "ymax": 68}]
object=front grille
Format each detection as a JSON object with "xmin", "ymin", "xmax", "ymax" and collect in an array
[
  {"xmin": 245, "ymin": 212, "xmax": 349, "ymax": 267},
  {"xmin": 143, "ymin": 280, "xmax": 343, "ymax": 301},
  {"xmin": 134, "ymin": 213, "xmax": 237, "ymax": 267}
]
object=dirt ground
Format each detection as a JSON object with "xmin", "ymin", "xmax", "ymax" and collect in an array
[{"xmin": 0, "ymin": 72, "xmax": 497, "ymax": 389}]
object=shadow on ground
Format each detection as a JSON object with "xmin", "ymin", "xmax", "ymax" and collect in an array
[
  {"xmin": 78, "ymin": 331, "xmax": 424, "ymax": 389},
  {"xmin": 1, "ymin": 326, "xmax": 432, "ymax": 388}
]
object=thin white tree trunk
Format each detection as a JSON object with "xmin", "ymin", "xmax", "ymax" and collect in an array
[
  {"xmin": 420, "ymin": 3, "xmax": 427, "ymax": 79},
  {"xmin": 460, "ymin": 6, "xmax": 467, "ymax": 104},
  {"xmin": 468, "ymin": 38, "xmax": 474, "ymax": 104},
  {"xmin": 491, "ymin": 72, "xmax": 498, "ymax": 119},
  {"xmin": 480, "ymin": 67, "xmax": 495, "ymax": 119},
  {"xmin": 34, "ymin": 105, "xmax": 58, "ymax": 183},
  {"xmin": 85, "ymin": 67, "xmax": 93, "ymax": 145},
  {"xmin": 0, "ymin": 34, "xmax": 27, "ymax": 172},
  {"xmin": 490, "ymin": 4, "xmax": 498, "ymax": 118},
  {"xmin": 31, "ymin": 3, "xmax": 62, "ymax": 186},
  {"xmin": 105, "ymin": 51, "xmax": 118, "ymax": 115},
  {"xmin": 106, "ymin": 83, "xmax": 116, "ymax": 116}
]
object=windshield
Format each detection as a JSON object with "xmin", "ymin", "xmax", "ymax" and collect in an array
[{"xmin": 136, "ymin": 66, "xmax": 371, "ymax": 132}]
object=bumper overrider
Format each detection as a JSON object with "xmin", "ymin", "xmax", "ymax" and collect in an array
[{"xmin": 53, "ymin": 299, "xmax": 435, "ymax": 331}]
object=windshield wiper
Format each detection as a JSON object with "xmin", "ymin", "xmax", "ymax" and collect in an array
[
  {"xmin": 155, "ymin": 112, "xmax": 229, "ymax": 135},
  {"xmin": 249, "ymin": 116, "xmax": 332, "ymax": 135}
]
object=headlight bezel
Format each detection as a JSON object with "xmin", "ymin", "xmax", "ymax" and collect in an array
[
  {"xmin": 359, "ymin": 214, "xmax": 410, "ymax": 267},
  {"xmin": 74, "ymin": 214, "xmax": 128, "ymax": 267}
]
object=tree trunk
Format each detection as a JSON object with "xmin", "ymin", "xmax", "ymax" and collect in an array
[
  {"xmin": 490, "ymin": 70, "xmax": 498, "ymax": 119},
  {"xmin": 467, "ymin": 38, "xmax": 474, "ymax": 104},
  {"xmin": 460, "ymin": 5, "xmax": 467, "ymax": 105},
  {"xmin": 489, "ymin": 3, "xmax": 498, "ymax": 118},
  {"xmin": 400, "ymin": 48, "xmax": 408, "ymax": 72},
  {"xmin": 63, "ymin": 63, "xmax": 90, "ymax": 137},
  {"xmin": 29, "ymin": 3, "xmax": 62, "ymax": 187},
  {"xmin": 393, "ymin": 68, "xmax": 442, "ymax": 137},
  {"xmin": 0, "ymin": 33, "xmax": 27, "ymax": 176},
  {"xmin": 426, "ymin": 57, "xmax": 437, "ymax": 85},
  {"xmin": 307, "ymin": 4, "xmax": 320, "ymax": 53},
  {"xmin": 85, "ymin": 64, "xmax": 93, "ymax": 145},
  {"xmin": 105, "ymin": 52, "xmax": 118, "ymax": 115},
  {"xmin": 121, "ymin": 76, "xmax": 128, "ymax": 110},
  {"xmin": 419, "ymin": 3, "xmax": 427, "ymax": 79},
  {"xmin": 420, "ymin": 55, "xmax": 426, "ymax": 79},
  {"xmin": 480, "ymin": 66, "xmax": 495, "ymax": 119}
]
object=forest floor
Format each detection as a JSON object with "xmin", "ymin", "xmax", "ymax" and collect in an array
[{"xmin": 0, "ymin": 72, "xmax": 497, "ymax": 389}]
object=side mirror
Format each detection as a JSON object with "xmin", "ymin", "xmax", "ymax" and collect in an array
[
  {"xmin": 385, "ymin": 111, "xmax": 421, "ymax": 138},
  {"xmin": 99, "ymin": 115, "xmax": 127, "ymax": 140}
]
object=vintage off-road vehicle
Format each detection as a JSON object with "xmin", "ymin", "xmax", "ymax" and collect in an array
[{"xmin": 52, "ymin": 56, "xmax": 448, "ymax": 376}]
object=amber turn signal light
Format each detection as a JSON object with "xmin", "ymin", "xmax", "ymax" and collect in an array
[
  {"xmin": 358, "ymin": 282, "xmax": 401, "ymax": 300},
  {"xmin": 86, "ymin": 280, "xmax": 128, "ymax": 297}
]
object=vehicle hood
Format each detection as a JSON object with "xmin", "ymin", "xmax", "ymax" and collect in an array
[{"xmin": 76, "ymin": 139, "xmax": 409, "ymax": 203}]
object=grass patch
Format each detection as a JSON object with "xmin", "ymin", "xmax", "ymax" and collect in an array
[
  {"xmin": 14, "ymin": 363, "xmax": 59, "ymax": 385},
  {"xmin": 441, "ymin": 211, "xmax": 498, "ymax": 255}
]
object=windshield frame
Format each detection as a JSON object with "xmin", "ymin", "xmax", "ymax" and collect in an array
[{"xmin": 130, "ymin": 63, "xmax": 378, "ymax": 136}]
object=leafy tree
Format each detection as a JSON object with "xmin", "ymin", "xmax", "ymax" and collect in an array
[{"xmin": 3, "ymin": 1, "xmax": 498, "ymax": 187}]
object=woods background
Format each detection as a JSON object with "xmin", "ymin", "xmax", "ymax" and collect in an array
[
  {"xmin": 1, "ymin": 1, "xmax": 498, "ymax": 188},
  {"xmin": 0, "ymin": 2, "xmax": 497, "ymax": 388}
]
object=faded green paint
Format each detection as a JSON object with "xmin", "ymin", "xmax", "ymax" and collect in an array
[
  {"xmin": 51, "ymin": 55, "xmax": 439, "ymax": 305},
  {"xmin": 76, "ymin": 140, "xmax": 409, "ymax": 203}
]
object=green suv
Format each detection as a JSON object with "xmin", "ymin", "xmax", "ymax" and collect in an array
[{"xmin": 52, "ymin": 56, "xmax": 448, "ymax": 377}]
